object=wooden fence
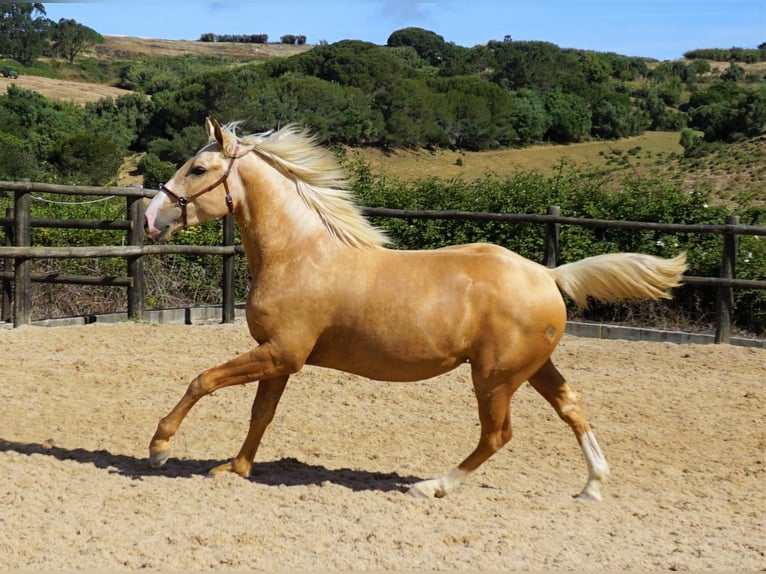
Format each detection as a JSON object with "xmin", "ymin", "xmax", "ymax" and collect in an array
[{"xmin": 1, "ymin": 180, "xmax": 766, "ymax": 343}]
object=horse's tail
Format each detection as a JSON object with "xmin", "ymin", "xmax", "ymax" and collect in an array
[{"xmin": 548, "ymin": 252, "xmax": 687, "ymax": 309}]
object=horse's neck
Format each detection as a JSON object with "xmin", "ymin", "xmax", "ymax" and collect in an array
[{"xmin": 234, "ymin": 165, "xmax": 331, "ymax": 276}]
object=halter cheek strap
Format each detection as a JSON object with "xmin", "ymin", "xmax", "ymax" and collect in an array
[{"xmin": 159, "ymin": 145, "xmax": 240, "ymax": 229}]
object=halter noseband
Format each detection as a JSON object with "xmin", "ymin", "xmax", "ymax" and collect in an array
[{"xmin": 159, "ymin": 145, "xmax": 240, "ymax": 229}]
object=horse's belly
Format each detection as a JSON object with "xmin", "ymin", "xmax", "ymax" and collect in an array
[{"xmin": 306, "ymin": 331, "xmax": 467, "ymax": 382}]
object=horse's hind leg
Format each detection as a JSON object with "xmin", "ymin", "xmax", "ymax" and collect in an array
[
  {"xmin": 408, "ymin": 373, "xmax": 517, "ymax": 499},
  {"xmin": 528, "ymin": 359, "xmax": 609, "ymax": 501}
]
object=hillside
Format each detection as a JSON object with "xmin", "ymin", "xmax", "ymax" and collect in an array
[
  {"xmin": 3, "ymin": 35, "xmax": 765, "ymax": 203},
  {"xmin": 93, "ymin": 34, "xmax": 313, "ymax": 60},
  {"xmin": 0, "ymin": 73, "xmax": 132, "ymax": 104},
  {"xmin": 351, "ymin": 133, "xmax": 766, "ymax": 205},
  {"xmin": 0, "ymin": 35, "xmax": 311, "ymax": 105}
]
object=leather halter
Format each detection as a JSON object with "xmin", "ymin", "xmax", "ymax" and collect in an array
[{"xmin": 159, "ymin": 145, "xmax": 240, "ymax": 229}]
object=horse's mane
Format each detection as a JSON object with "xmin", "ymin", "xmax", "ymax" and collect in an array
[{"xmin": 230, "ymin": 123, "xmax": 388, "ymax": 248}]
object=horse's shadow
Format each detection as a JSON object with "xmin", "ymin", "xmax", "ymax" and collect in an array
[{"xmin": 0, "ymin": 438, "xmax": 421, "ymax": 493}]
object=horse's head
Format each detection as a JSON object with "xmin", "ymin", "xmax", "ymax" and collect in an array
[{"xmin": 144, "ymin": 118, "xmax": 246, "ymax": 241}]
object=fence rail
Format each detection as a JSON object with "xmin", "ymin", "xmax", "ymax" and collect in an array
[{"xmin": 1, "ymin": 181, "xmax": 765, "ymax": 344}]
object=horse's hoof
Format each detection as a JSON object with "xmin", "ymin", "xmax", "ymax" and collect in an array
[
  {"xmin": 148, "ymin": 440, "xmax": 171, "ymax": 468},
  {"xmin": 208, "ymin": 460, "xmax": 250, "ymax": 478},
  {"xmin": 574, "ymin": 481, "xmax": 603, "ymax": 502},
  {"xmin": 148, "ymin": 450, "xmax": 170, "ymax": 469},
  {"xmin": 407, "ymin": 479, "xmax": 443, "ymax": 499}
]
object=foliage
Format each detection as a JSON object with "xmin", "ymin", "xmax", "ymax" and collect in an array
[
  {"xmin": 49, "ymin": 18, "xmax": 102, "ymax": 63},
  {"xmin": 0, "ymin": 3, "xmax": 50, "ymax": 65},
  {"xmin": 116, "ymin": 55, "xmax": 232, "ymax": 95},
  {"xmin": 48, "ymin": 130, "xmax": 124, "ymax": 185},
  {"xmin": 139, "ymin": 153, "xmax": 175, "ymax": 191},
  {"xmin": 280, "ymin": 35, "xmax": 307, "ymax": 45},
  {"xmin": 543, "ymin": 90, "xmax": 591, "ymax": 142},
  {"xmin": 687, "ymin": 82, "xmax": 766, "ymax": 142},
  {"xmin": 0, "ymin": 85, "xmax": 142, "ymax": 184},
  {"xmin": 199, "ymin": 33, "xmax": 268, "ymax": 44},
  {"xmin": 387, "ymin": 27, "xmax": 459, "ymax": 68},
  {"xmin": 0, "ymin": 4, "xmax": 101, "ymax": 65},
  {"xmin": 230, "ymin": 37, "xmax": 662, "ymax": 149},
  {"xmin": 684, "ymin": 47, "xmax": 765, "ymax": 63}
]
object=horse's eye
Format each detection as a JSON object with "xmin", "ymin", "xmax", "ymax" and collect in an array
[{"xmin": 190, "ymin": 166, "xmax": 207, "ymax": 176}]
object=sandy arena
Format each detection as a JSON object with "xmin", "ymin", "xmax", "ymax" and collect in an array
[{"xmin": 0, "ymin": 321, "xmax": 763, "ymax": 570}]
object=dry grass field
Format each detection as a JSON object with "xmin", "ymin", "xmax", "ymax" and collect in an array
[
  {"xmin": 0, "ymin": 73, "xmax": 133, "ymax": 105},
  {"xmin": 93, "ymin": 35, "xmax": 313, "ymax": 60},
  {"xmin": 349, "ymin": 131, "xmax": 684, "ymax": 181}
]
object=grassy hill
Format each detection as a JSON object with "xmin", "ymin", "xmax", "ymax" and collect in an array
[
  {"xmin": 93, "ymin": 34, "xmax": 313, "ymax": 60},
  {"xmin": 352, "ymin": 131, "xmax": 766, "ymax": 207},
  {"xmin": 4, "ymin": 35, "xmax": 765, "ymax": 206}
]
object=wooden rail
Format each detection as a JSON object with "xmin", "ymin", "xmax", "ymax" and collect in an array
[{"xmin": 1, "ymin": 180, "xmax": 765, "ymax": 343}]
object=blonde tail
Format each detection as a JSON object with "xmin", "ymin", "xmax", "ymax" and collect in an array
[{"xmin": 549, "ymin": 252, "xmax": 687, "ymax": 309}]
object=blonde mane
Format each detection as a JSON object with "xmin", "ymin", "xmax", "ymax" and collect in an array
[{"xmin": 229, "ymin": 123, "xmax": 387, "ymax": 248}]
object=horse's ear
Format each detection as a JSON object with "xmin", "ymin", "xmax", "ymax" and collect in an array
[
  {"xmin": 210, "ymin": 119, "xmax": 239, "ymax": 156},
  {"xmin": 204, "ymin": 117, "xmax": 227, "ymax": 146},
  {"xmin": 205, "ymin": 117, "xmax": 216, "ymax": 141}
]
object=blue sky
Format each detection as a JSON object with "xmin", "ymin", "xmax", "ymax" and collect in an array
[{"xmin": 43, "ymin": 1, "xmax": 765, "ymax": 61}]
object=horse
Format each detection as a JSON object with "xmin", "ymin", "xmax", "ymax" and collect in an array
[{"xmin": 143, "ymin": 118, "xmax": 687, "ymax": 501}]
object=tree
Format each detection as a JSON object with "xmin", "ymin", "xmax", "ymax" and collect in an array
[
  {"xmin": 688, "ymin": 82, "xmax": 766, "ymax": 141},
  {"xmin": 50, "ymin": 18, "xmax": 102, "ymax": 63},
  {"xmin": 49, "ymin": 130, "xmax": 124, "ymax": 185},
  {"xmin": 590, "ymin": 92, "xmax": 648, "ymax": 139},
  {"xmin": 721, "ymin": 62, "xmax": 745, "ymax": 82},
  {"xmin": 139, "ymin": 152, "xmax": 176, "ymax": 190},
  {"xmin": 509, "ymin": 89, "xmax": 548, "ymax": 144},
  {"xmin": 0, "ymin": 131, "xmax": 37, "ymax": 179},
  {"xmin": 272, "ymin": 75, "xmax": 381, "ymax": 145},
  {"xmin": 544, "ymin": 91, "xmax": 591, "ymax": 142},
  {"xmin": 387, "ymin": 27, "xmax": 452, "ymax": 67},
  {"xmin": 0, "ymin": 3, "xmax": 50, "ymax": 64},
  {"xmin": 266, "ymin": 40, "xmax": 413, "ymax": 94},
  {"xmin": 84, "ymin": 92, "xmax": 154, "ymax": 151}
]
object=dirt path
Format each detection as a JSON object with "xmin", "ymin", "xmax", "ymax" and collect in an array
[{"xmin": 0, "ymin": 321, "xmax": 764, "ymax": 570}]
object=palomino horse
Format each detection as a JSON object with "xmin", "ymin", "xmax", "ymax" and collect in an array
[{"xmin": 144, "ymin": 119, "xmax": 687, "ymax": 500}]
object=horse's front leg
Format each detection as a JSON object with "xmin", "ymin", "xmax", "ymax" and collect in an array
[
  {"xmin": 208, "ymin": 375, "xmax": 288, "ymax": 477},
  {"xmin": 148, "ymin": 342, "xmax": 301, "ymax": 470}
]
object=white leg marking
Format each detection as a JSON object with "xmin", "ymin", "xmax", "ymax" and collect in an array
[
  {"xmin": 577, "ymin": 430, "xmax": 609, "ymax": 501},
  {"xmin": 407, "ymin": 467, "xmax": 471, "ymax": 499}
]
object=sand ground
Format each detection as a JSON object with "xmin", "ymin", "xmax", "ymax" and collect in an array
[{"xmin": 0, "ymin": 321, "xmax": 764, "ymax": 570}]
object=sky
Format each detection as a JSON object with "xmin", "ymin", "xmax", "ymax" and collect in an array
[{"xmin": 42, "ymin": 1, "xmax": 765, "ymax": 61}]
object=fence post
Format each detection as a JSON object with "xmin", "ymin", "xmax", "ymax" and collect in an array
[
  {"xmin": 715, "ymin": 215, "xmax": 739, "ymax": 344},
  {"xmin": 544, "ymin": 205, "xmax": 560, "ymax": 268},
  {"xmin": 221, "ymin": 213, "xmax": 235, "ymax": 323},
  {"xmin": 2, "ymin": 207, "xmax": 12, "ymax": 322},
  {"xmin": 126, "ymin": 193, "xmax": 145, "ymax": 321},
  {"xmin": 13, "ymin": 184, "xmax": 31, "ymax": 327}
]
